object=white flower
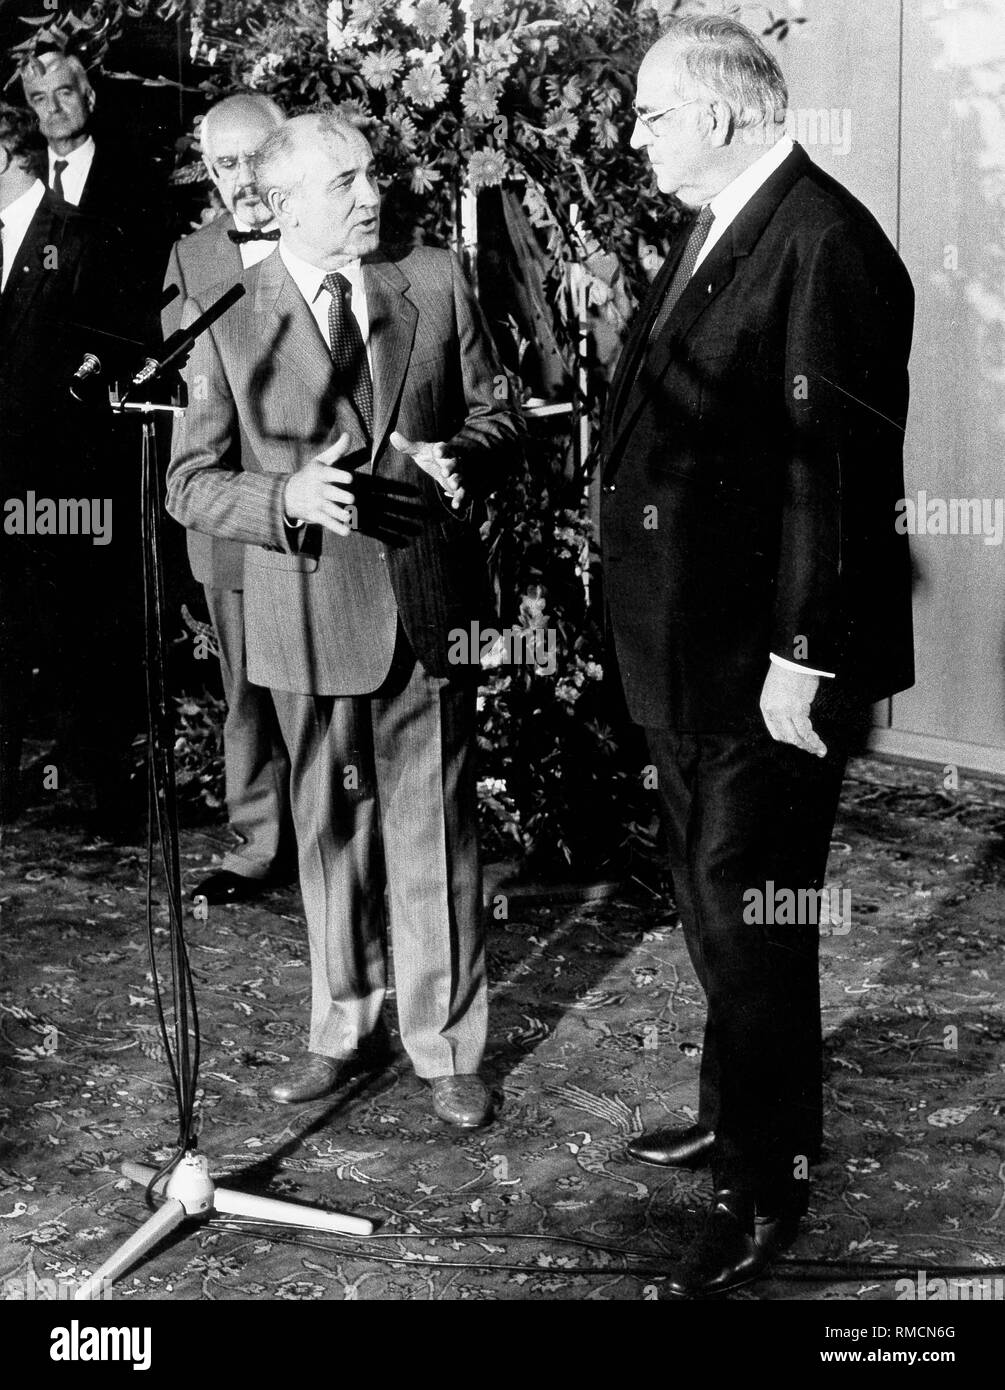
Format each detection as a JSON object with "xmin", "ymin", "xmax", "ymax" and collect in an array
[{"xmin": 402, "ymin": 63, "xmax": 448, "ymax": 108}]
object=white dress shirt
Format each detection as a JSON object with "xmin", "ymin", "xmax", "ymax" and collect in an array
[
  {"xmin": 232, "ymin": 215, "xmax": 280, "ymax": 270},
  {"xmin": 692, "ymin": 134, "xmax": 794, "ymax": 275},
  {"xmin": 47, "ymin": 136, "xmax": 96, "ymax": 206},
  {"xmin": 0, "ymin": 178, "xmax": 46, "ymax": 291},
  {"xmin": 279, "ymin": 240, "xmax": 372, "ymax": 373},
  {"xmin": 680, "ymin": 135, "xmax": 833, "ymax": 680}
]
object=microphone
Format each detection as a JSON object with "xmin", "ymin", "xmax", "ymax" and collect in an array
[
  {"xmin": 68, "ymin": 286, "xmax": 183, "ymax": 400},
  {"xmin": 69, "ymin": 352, "xmax": 104, "ymax": 402},
  {"xmin": 129, "ymin": 282, "xmax": 246, "ymax": 390}
]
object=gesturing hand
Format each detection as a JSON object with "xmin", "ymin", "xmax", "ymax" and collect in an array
[
  {"xmin": 283, "ymin": 433, "xmax": 357, "ymax": 536},
  {"xmin": 390, "ymin": 430, "xmax": 466, "ymax": 511},
  {"xmin": 759, "ymin": 663, "xmax": 827, "ymax": 758}
]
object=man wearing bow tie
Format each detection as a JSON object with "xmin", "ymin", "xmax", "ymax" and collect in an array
[
  {"xmin": 600, "ymin": 16, "xmax": 914, "ymax": 1295},
  {"xmin": 163, "ymin": 93, "xmax": 294, "ymax": 906},
  {"xmin": 166, "ymin": 113, "xmax": 518, "ymax": 1127}
]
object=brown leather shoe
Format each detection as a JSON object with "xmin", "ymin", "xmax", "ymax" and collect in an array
[
  {"xmin": 269, "ymin": 1053, "xmax": 350, "ymax": 1105},
  {"xmin": 429, "ymin": 1074, "xmax": 492, "ymax": 1129}
]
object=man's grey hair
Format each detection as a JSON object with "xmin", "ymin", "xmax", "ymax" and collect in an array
[
  {"xmin": 656, "ymin": 15, "xmax": 788, "ymax": 131},
  {"xmin": 19, "ymin": 50, "xmax": 93, "ymax": 95},
  {"xmin": 253, "ymin": 110, "xmax": 366, "ymax": 199}
]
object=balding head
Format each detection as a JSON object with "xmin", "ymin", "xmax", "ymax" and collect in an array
[
  {"xmin": 254, "ymin": 113, "xmax": 380, "ymax": 269},
  {"xmin": 201, "ymin": 92, "xmax": 285, "ymax": 227},
  {"xmin": 20, "ymin": 51, "xmax": 95, "ymax": 155}
]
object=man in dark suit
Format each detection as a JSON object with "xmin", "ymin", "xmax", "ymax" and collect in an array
[
  {"xmin": 19, "ymin": 51, "xmax": 168, "ymax": 299},
  {"xmin": 600, "ymin": 16, "xmax": 914, "ymax": 1295},
  {"xmin": 167, "ymin": 113, "xmax": 518, "ymax": 1127},
  {"xmin": 0, "ymin": 105, "xmax": 143, "ymax": 832},
  {"xmin": 163, "ymin": 94, "xmax": 293, "ymax": 905}
]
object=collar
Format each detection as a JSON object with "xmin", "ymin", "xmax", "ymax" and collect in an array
[
  {"xmin": 0, "ymin": 177, "xmax": 46, "ymax": 222},
  {"xmin": 279, "ymin": 241, "xmax": 363, "ymax": 303},
  {"xmin": 48, "ymin": 135, "xmax": 96, "ymax": 170},
  {"xmin": 705, "ymin": 134, "xmax": 795, "ymax": 226}
]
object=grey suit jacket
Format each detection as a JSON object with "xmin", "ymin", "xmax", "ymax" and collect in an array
[
  {"xmin": 163, "ymin": 213, "xmax": 266, "ymax": 590},
  {"xmin": 165, "ymin": 245, "xmax": 519, "ymax": 696}
]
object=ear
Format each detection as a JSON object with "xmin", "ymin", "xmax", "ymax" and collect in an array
[
  {"xmin": 84, "ymin": 84, "xmax": 96, "ymax": 116},
  {"xmin": 266, "ymin": 186, "xmax": 289, "ymax": 225},
  {"xmin": 706, "ymin": 99, "xmax": 734, "ymax": 149}
]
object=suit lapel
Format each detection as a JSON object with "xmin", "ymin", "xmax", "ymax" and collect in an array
[
  {"xmin": 364, "ymin": 253, "xmax": 417, "ymax": 460},
  {"xmin": 605, "ymin": 146, "xmax": 811, "ymax": 472},
  {"xmin": 213, "ymin": 213, "xmax": 244, "ymax": 280},
  {"xmin": 255, "ymin": 250, "xmax": 335, "ymax": 406},
  {"xmin": 605, "ymin": 221, "xmax": 691, "ymax": 444}
]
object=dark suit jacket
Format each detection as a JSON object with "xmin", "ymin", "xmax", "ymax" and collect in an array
[
  {"xmin": 600, "ymin": 144, "xmax": 915, "ymax": 732},
  {"xmin": 166, "ymin": 244, "xmax": 519, "ymax": 695},
  {"xmin": 0, "ymin": 188, "xmax": 136, "ymax": 494},
  {"xmin": 75, "ymin": 139, "xmax": 171, "ymax": 299},
  {"xmin": 163, "ymin": 212, "xmax": 252, "ymax": 590}
]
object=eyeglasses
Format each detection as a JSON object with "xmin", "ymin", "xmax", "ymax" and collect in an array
[{"xmin": 631, "ymin": 97, "xmax": 701, "ymax": 133}]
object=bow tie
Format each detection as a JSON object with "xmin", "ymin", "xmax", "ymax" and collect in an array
[{"xmin": 228, "ymin": 228, "xmax": 280, "ymax": 244}]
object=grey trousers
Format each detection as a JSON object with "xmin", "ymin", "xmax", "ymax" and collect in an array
[
  {"xmin": 205, "ymin": 585, "xmax": 291, "ymax": 880},
  {"xmin": 269, "ymin": 639, "xmax": 486, "ymax": 1079}
]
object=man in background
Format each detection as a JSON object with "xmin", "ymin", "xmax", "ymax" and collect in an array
[
  {"xmin": 163, "ymin": 93, "xmax": 293, "ymax": 905},
  {"xmin": 0, "ymin": 105, "xmax": 143, "ymax": 836},
  {"xmin": 20, "ymin": 50, "xmax": 169, "ymax": 298}
]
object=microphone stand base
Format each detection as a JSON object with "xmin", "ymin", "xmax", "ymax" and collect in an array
[{"xmin": 73, "ymin": 1152, "xmax": 374, "ymax": 1299}]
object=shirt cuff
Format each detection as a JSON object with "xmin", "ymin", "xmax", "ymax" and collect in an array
[{"xmin": 769, "ymin": 653, "xmax": 835, "ymax": 679}]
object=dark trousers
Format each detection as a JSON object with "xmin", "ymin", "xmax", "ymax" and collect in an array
[
  {"xmin": 645, "ymin": 717, "xmax": 853, "ymax": 1204},
  {"xmin": 0, "ymin": 539, "xmax": 143, "ymax": 821}
]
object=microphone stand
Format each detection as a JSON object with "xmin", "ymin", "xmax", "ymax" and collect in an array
[{"xmin": 74, "ymin": 317, "xmax": 373, "ymax": 1303}]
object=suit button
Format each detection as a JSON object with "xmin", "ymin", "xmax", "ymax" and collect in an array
[{"xmin": 603, "ymin": 484, "xmax": 616, "ymax": 494}]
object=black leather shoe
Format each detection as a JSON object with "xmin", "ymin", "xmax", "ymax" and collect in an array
[
  {"xmin": 192, "ymin": 870, "xmax": 268, "ymax": 906},
  {"xmin": 627, "ymin": 1123, "xmax": 716, "ymax": 1168},
  {"xmin": 665, "ymin": 1187, "xmax": 800, "ymax": 1299}
]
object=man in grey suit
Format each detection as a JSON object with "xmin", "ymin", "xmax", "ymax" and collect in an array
[
  {"xmin": 163, "ymin": 94, "xmax": 293, "ymax": 905},
  {"xmin": 166, "ymin": 113, "xmax": 518, "ymax": 1127}
]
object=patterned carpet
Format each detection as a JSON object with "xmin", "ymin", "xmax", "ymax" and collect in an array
[{"xmin": 1, "ymin": 756, "xmax": 1003, "ymax": 1302}]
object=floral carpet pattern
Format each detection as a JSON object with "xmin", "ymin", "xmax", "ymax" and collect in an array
[{"xmin": 1, "ymin": 757, "xmax": 1003, "ymax": 1301}]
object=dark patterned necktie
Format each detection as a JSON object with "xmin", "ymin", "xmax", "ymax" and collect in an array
[
  {"xmin": 647, "ymin": 203, "xmax": 716, "ymax": 342},
  {"xmin": 52, "ymin": 159, "xmax": 68, "ymax": 201},
  {"xmin": 322, "ymin": 270, "xmax": 373, "ymax": 437}
]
